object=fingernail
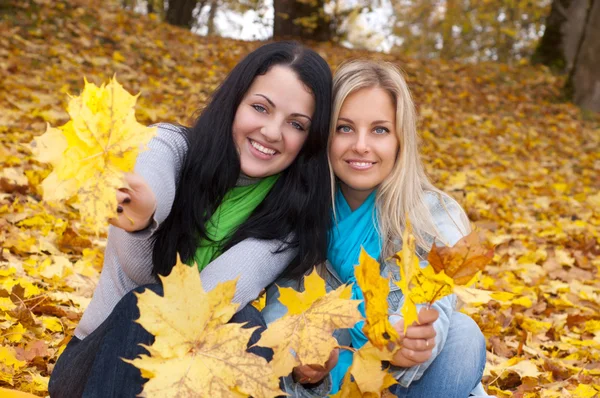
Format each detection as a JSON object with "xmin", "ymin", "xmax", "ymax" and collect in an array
[
  {"xmin": 117, "ymin": 206, "xmax": 123, "ymax": 213},
  {"xmin": 123, "ymin": 197, "xmax": 131, "ymax": 204}
]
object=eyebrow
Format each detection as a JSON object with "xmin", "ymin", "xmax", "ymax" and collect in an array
[
  {"xmin": 338, "ymin": 117, "xmax": 392, "ymax": 124},
  {"xmin": 255, "ymin": 94, "xmax": 312, "ymax": 122}
]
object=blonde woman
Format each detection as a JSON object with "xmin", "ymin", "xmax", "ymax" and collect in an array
[{"xmin": 262, "ymin": 59, "xmax": 489, "ymax": 397}]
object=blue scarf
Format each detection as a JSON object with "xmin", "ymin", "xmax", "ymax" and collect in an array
[{"xmin": 327, "ymin": 188, "xmax": 382, "ymax": 393}]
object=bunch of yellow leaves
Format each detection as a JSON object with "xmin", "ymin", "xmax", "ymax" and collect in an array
[
  {"xmin": 337, "ymin": 221, "xmax": 496, "ymax": 397},
  {"xmin": 124, "ymin": 257, "xmax": 282, "ymax": 398},
  {"xmin": 30, "ymin": 76, "xmax": 156, "ymax": 234},
  {"xmin": 257, "ymin": 269, "xmax": 363, "ymax": 378},
  {"xmin": 127, "ymin": 264, "xmax": 363, "ymax": 397},
  {"xmin": 394, "ymin": 221, "xmax": 495, "ymax": 333}
]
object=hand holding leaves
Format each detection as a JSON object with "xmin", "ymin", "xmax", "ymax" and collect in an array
[{"xmin": 30, "ymin": 77, "xmax": 156, "ymax": 233}]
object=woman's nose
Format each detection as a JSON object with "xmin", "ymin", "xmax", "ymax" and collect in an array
[
  {"xmin": 260, "ymin": 124, "xmax": 282, "ymax": 142},
  {"xmin": 352, "ymin": 133, "xmax": 369, "ymax": 154}
]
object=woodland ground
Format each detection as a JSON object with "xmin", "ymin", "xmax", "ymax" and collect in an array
[{"xmin": 0, "ymin": 0, "xmax": 599, "ymax": 396}]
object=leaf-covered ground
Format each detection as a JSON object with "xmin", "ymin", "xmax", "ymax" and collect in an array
[{"xmin": 1, "ymin": 0, "xmax": 599, "ymax": 395}]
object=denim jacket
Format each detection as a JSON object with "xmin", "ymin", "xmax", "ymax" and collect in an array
[{"xmin": 261, "ymin": 192, "xmax": 480, "ymax": 396}]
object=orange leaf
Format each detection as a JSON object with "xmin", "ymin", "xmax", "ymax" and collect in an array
[{"xmin": 427, "ymin": 230, "xmax": 493, "ymax": 285}]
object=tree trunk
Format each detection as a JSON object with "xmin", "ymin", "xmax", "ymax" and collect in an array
[
  {"xmin": 562, "ymin": 0, "xmax": 590, "ymax": 71},
  {"xmin": 531, "ymin": 0, "xmax": 572, "ymax": 70},
  {"xmin": 166, "ymin": 0, "xmax": 198, "ymax": 29},
  {"xmin": 206, "ymin": 0, "xmax": 218, "ymax": 36},
  {"xmin": 273, "ymin": 0, "xmax": 331, "ymax": 41},
  {"xmin": 567, "ymin": 0, "xmax": 600, "ymax": 112}
]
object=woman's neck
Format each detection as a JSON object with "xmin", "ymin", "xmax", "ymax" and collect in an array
[
  {"xmin": 236, "ymin": 172, "xmax": 263, "ymax": 187},
  {"xmin": 340, "ymin": 184, "xmax": 375, "ymax": 211}
]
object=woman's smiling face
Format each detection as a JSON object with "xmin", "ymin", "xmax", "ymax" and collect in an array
[
  {"xmin": 232, "ymin": 65, "xmax": 315, "ymax": 178},
  {"xmin": 329, "ymin": 86, "xmax": 399, "ymax": 207}
]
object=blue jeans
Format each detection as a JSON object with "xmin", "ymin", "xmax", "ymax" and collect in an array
[
  {"xmin": 49, "ymin": 284, "xmax": 272, "ymax": 398},
  {"xmin": 390, "ymin": 312, "xmax": 487, "ymax": 397}
]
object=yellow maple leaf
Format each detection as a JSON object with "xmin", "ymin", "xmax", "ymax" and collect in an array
[
  {"xmin": 257, "ymin": 269, "xmax": 362, "ymax": 378},
  {"xmin": 30, "ymin": 76, "xmax": 156, "ymax": 233},
  {"xmin": 277, "ymin": 269, "xmax": 327, "ymax": 315},
  {"xmin": 405, "ymin": 265, "xmax": 454, "ymax": 306},
  {"xmin": 124, "ymin": 256, "xmax": 282, "ymax": 398},
  {"xmin": 330, "ymin": 371, "xmax": 362, "ymax": 398},
  {"xmin": 354, "ymin": 248, "xmax": 400, "ymax": 349},
  {"xmin": 453, "ymin": 285, "xmax": 513, "ymax": 305},
  {"xmin": 572, "ymin": 383, "xmax": 600, "ymax": 398},
  {"xmin": 350, "ymin": 342, "xmax": 397, "ymax": 396},
  {"xmin": 392, "ymin": 220, "xmax": 420, "ymax": 333}
]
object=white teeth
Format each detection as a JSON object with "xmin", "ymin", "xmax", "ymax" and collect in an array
[
  {"xmin": 349, "ymin": 162, "xmax": 373, "ymax": 167},
  {"xmin": 251, "ymin": 140, "xmax": 276, "ymax": 155}
]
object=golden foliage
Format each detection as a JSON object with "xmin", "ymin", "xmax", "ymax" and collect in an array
[
  {"xmin": 125, "ymin": 257, "xmax": 282, "ymax": 398},
  {"xmin": 257, "ymin": 269, "xmax": 362, "ymax": 378},
  {"xmin": 30, "ymin": 77, "xmax": 156, "ymax": 234},
  {"xmin": 1, "ymin": 0, "xmax": 599, "ymax": 395},
  {"xmin": 428, "ymin": 231, "xmax": 494, "ymax": 285},
  {"xmin": 354, "ymin": 248, "xmax": 399, "ymax": 349}
]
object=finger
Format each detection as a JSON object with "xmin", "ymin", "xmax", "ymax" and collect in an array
[
  {"xmin": 124, "ymin": 172, "xmax": 148, "ymax": 190},
  {"xmin": 325, "ymin": 348, "xmax": 339, "ymax": 370},
  {"xmin": 297, "ymin": 369, "xmax": 323, "ymax": 383},
  {"xmin": 392, "ymin": 319, "xmax": 405, "ymax": 338},
  {"xmin": 292, "ymin": 365, "xmax": 313, "ymax": 380},
  {"xmin": 116, "ymin": 190, "xmax": 131, "ymax": 204},
  {"xmin": 417, "ymin": 308, "xmax": 439, "ymax": 324},
  {"xmin": 402, "ymin": 337, "xmax": 435, "ymax": 352},
  {"xmin": 400, "ymin": 347, "xmax": 432, "ymax": 364},
  {"xmin": 404, "ymin": 325, "xmax": 437, "ymax": 340}
]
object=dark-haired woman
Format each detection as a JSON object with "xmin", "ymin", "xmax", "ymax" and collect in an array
[{"xmin": 48, "ymin": 41, "xmax": 333, "ymax": 397}]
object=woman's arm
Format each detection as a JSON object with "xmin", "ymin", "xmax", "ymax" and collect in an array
[{"xmin": 388, "ymin": 192, "xmax": 470, "ymax": 386}]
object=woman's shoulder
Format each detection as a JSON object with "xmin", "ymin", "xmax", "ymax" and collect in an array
[
  {"xmin": 136, "ymin": 122, "xmax": 189, "ymax": 167},
  {"xmin": 151, "ymin": 122, "xmax": 189, "ymax": 151},
  {"xmin": 422, "ymin": 190, "xmax": 471, "ymax": 247}
]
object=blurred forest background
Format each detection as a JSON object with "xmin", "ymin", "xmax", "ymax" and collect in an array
[{"xmin": 121, "ymin": 0, "xmax": 600, "ymax": 111}]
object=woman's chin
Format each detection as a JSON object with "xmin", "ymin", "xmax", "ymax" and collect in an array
[{"xmin": 240, "ymin": 164, "xmax": 273, "ymax": 178}]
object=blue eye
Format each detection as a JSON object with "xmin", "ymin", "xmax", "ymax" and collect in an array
[
  {"xmin": 374, "ymin": 127, "xmax": 389, "ymax": 134},
  {"xmin": 290, "ymin": 121, "xmax": 306, "ymax": 131},
  {"xmin": 252, "ymin": 104, "xmax": 267, "ymax": 113},
  {"xmin": 337, "ymin": 125, "xmax": 352, "ymax": 133}
]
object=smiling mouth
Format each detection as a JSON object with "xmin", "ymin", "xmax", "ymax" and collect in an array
[
  {"xmin": 346, "ymin": 160, "xmax": 376, "ymax": 169},
  {"xmin": 249, "ymin": 139, "xmax": 278, "ymax": 156}
]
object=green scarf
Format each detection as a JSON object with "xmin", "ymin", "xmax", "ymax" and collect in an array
[{"xmin": 191, "ymin": 174, "xmax": 279, "ymax": 272}]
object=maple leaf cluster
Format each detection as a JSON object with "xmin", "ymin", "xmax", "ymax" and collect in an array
[{"xmin": 0, "ymin": 0, "xmax": 599, "ymax": 395}]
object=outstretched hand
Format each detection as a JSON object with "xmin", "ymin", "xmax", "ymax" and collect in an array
[{"xmin": 108, "ymin": 173, "xmax": 156, "ymax": 232}]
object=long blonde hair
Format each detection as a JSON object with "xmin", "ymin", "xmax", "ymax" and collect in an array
[{"xmin": 329, "ymin": 59, "xmax": 470, "ymax": 257}]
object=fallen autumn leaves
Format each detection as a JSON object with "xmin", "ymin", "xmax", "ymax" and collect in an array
[{"xmin": 0, "ymin": 0, "xmax": 599, "ymax": 395}]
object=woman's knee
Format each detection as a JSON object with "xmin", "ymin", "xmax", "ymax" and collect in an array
[
  {"xmin": 111, "ymin": 283, "xmax": 163, "ymax": 319},
  {"xmin": 452, "ymin": 312, "xmax": 486, "ymax": 373}
]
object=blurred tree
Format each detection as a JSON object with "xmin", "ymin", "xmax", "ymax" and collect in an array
[
  {"xmin": 391, "ymin": 0, "xmax": 550, "ymax": 63},
  {"xmin": 165, "ymin": 0, "xmax": 203, "ymax": 28},
  {"xmin": 273, "ymin": 0, "xmax": 332, "ymax": 41},
  {"xmin": 565, "ymin": 0, "xmax": 600, "ymax": 111}
]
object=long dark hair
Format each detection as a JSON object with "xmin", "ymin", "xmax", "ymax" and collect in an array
[{"xmin": 152, "ymin": 41, "xmax": 332, "ymax": 277}]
